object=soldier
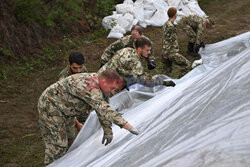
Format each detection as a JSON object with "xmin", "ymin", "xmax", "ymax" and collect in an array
[
  {"xmin": 178, "ymin": 14, "xmax": 215, "ymax": 55},
  {"xmin": 38, "ymin": 70, "xmax": 140, "ymax": 165},
  {"xmin": 98, "ymin": 37, "xmax": 175, "ymax": 88},
  {"xmin": 58, "ymin": 52, "xmax": 88, "ymax": 81},
  {"xmin": 162, "ymin": 7, "xmax": 191, "ymax": 75},
  {"xmin": 100, "ymin": 25, "xmax": 156, "ymax": 70},
  {"xmin": 58, "ymin": 52, "xmax": 89, "ymax": 141}
]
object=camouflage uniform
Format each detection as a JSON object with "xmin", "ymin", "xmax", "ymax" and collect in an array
[
  {"xmin": 100, "ymin": 35, "xmax": 155, "ymax": 65},
  {"xmin": 38, "ymin": 73, "xmax": 127, "ymax": 165},
  {"xmin": 58, "ymin": 65, "xmax": 89, "ymax": 141},
  {"xmin": 98, "ymin": 48, "xmax": 161, "ymax": 88},
  {"xmin": 162, "ymin": 20, "xmax": 191, "ymax": 72},
  {"xmin": 58, "ymin": 65, "xmax": 88, "ymax": 81},
  {"xmin": 178, "ymin": 15, "xmax": 208, "ymax": 45}
]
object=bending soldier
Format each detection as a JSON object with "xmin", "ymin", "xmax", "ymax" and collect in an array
[
  {"xmin": 100, "ymin": 25, "xmax": 156, "ymax": 70},
  {"xmin": 178, "ymin": 14, "xmax": 215, "ymax": 55},
  {"xmin": 38, "ymin": 70, "xmax": 139, "ymax": 165},
  {"xmin": 99, "ymin": 37, "xmax": 175, "ymax": 89}
]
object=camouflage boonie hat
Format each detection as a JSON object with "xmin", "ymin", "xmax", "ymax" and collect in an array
[{"xmin": 206, "ymin": 18, "xmax": 215, "ymax": 26}]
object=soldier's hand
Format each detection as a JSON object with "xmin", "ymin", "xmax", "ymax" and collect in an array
[
  {"xmin": 128, "ymin": 127, "xmax": 141, "ymax": 135},
  {"xmin": 123, "ymin": 122, "xmax": 141, "ymax": 135},
  {"xmin": 162, "ymin": 80, "xmax": 176, "ymax": 87},
  {"xmin": 102, "ymin": 134, "xmax": 113, "ymax": 146},
  {"xmin": 195, "ymin": 44, "xmax": 201, "ymax": 53},
  {"xmin": 75, "ymin": 119, "xmax": 83, "ymax": 132},
  {"xmin": 147, "ymin": 61, "xmax": 156, "ymax": 70}
]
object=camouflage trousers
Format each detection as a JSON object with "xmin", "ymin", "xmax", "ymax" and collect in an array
[
  {"xmin": 163, "ymin": 53, "xmax": 191, "ymax": 67},
  {"xmin": 38, "ymin": 101, "xmax": 76, "ymax": 165},
  {"xmin": 162, "ymin": 53, "xmax": 191, "ymax": 76}
]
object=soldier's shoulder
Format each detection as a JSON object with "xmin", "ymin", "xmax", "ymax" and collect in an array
[
  {"xmin": 81, "ymin": 65, "xmax": 88, "ymax": 73},
  {"xmin": 116, "ymin": 47, "xmax": 136, "ymax": 61},
  {"xmin": 117, "ymin": 47, "xmax": 134, "ymax": 54},
  {"xmin": 122, "ymin": 35, "xmax": 132, "ymax": 39},
  {"xmin": 58, "ymin": 66, "xmax": 69, "ymax": 80},
  {"xmin": 68, "ymin": 73, "xmax": 97, "ymax": 86},
  {"xmin": 165, "ymin": 20, "xmax": 174, "ymax": 27},
  {"xmin": 70, "ymin": 72, "xmax": 95, "ymax": 80},
  {"xmin": 58, "ymin": 66, "xmax": 68, "ymax": 75},
  {"xmin": 190, "ymin": 14, "xmax": 200, "ymax": 19},
  {"xmin": 120, "ymin": 35, "xmax": 132, "ymax": 43},
  {"xmin": 141, "ymin": 35, "xmax": 151, "ymax": 41}
]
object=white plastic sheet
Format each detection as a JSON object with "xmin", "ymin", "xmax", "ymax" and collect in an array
[
  {"xmin": 49, "ymin": 31, "xmax": 250, "ymax": 167},
  {"xmin": 102, "ymin": 0, "xmax": 207, "ymax": 38}
]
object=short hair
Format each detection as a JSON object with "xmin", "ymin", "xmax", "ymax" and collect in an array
[
  {"xmin": 135, "ymin": 37, "xmax": 152, "ymax": 49},
  {"xmin": 99, "ymin": 69, "xmax": 122, "ymax": 83},
  {"xmin": 131, "ymin": 25, "xmax": 143, "ymax": 35},
  {"xmin": 168, "ymin": 7, "xmax": 177, "ymax": 18},
  {"xmin": 69, "ymin": 52, "xmax": 84, "ymax": 65}
]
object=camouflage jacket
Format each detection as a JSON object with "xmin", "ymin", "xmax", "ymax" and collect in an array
[
  {"xmin": 162, "ymin": 20, "xmax": 179, "ymax": 55},
  {"xmin": 38, "ymin": 73, "xmax": 127, "ymax": 135},
  {"xmin": 58, "ymin": 65, "xmax": 88, "ymax": 81},
  {"xmin": 100, "ymin": 35, "xmax": 155, "ymax": 65},
  {"xmin": 178, "ymin": 15, "xmax": 207, "ymax": 44},
  {"xmin": 98, "ymin": 48, "xmax": 161, "ymax": 87}
]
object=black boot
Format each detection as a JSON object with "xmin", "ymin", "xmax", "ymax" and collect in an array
[
  {"xmin": 187, "ymin": 42, "xmax": 199, "ymax": 56},
  {"xmin": 200, "ymin": 41, "xmax": 205, "ymax": 48}
]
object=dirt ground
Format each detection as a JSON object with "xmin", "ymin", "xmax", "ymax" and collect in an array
[{"xmin": 0, "ymin": 0, "xmax": 249, "ymax": 166}]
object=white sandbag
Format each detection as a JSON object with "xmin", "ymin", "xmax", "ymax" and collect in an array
[
  {"xmin": 186, "ymin": 1, "xmax": 207, "ymax": 17},
  {"xmin": 116, "ymin": 3, "xmax": 134, "ymax": 14},
  {"xmin": 166, "ymin": 0, "xmax": 181, "ymax": 7},
  {"xmin": 152, "ymin": 0, "xmax": 168, "ymax": 12},
  {"xmin": 107, "ymin": 24, "xmax": 126, "ymax": 38},
  {"xmin": 146, "ymin": 11, "xmax": 168, "ymax": 27},
  {"xmin": 143, "ymin": 10, "xmax": 155, "ymax": 20},
  {"xmin": 133, "ymin": 1, "xmax": 144, "ymax": 22},
  {"xmin": 102, "ymin": 14, "xmax": 122, "ymax": 30},
  {"xmin": 103, "ymin": 0, "xmax": 208, "ymax": 38},
  {"xmin": 192, "ymin": 59, "xmax": 203, "ymax": 68}
]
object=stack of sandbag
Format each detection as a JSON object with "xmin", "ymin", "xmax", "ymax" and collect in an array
[{"xmin": 102, "ymin": 0, "xmax": 207, "ymax": 38}]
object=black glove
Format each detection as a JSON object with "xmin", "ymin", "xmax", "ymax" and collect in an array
[
  {"xmin": 147, "ymin": 61, "xmax": 156, "ymax": 70},
  {"xmin": 102, "ymin": 134, "xmax": 113, "ymax": 146},
  {"xmin": 163, "ymin": 80, "xmax": 176, "ymax": 87},
  {"xmin": 195, "ymin": 44, "xmax": 201, "ymax": 53},
  {"xmin": 200, "ymin": 42, "xmax": 205, "ymax": 48},
  {"xmin": 100, "ymin": 63, "xmax": 105, "ymax": 68}
]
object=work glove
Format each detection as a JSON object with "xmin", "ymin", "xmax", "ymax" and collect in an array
[
  {"xmin": 147, "ymin": 61, "xmax": 156, "ymax": 70},
  {"xmin": 162, "ymin": 80, "xmax": 176, "ymax": 87},
  {"xmin": 195, "ymin": 44, "xmax": 201, "ymax": 53},
  {"xmin": 200, "ymin": 41, "xmax": 205, "ymax": 48},
  {"xmin": 102, "ymin": 134, "xmax": 113, "ymax": 146},
  {"xmin": 128, "ymin": 127, "xmax": 141, "ymax": 135}
]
